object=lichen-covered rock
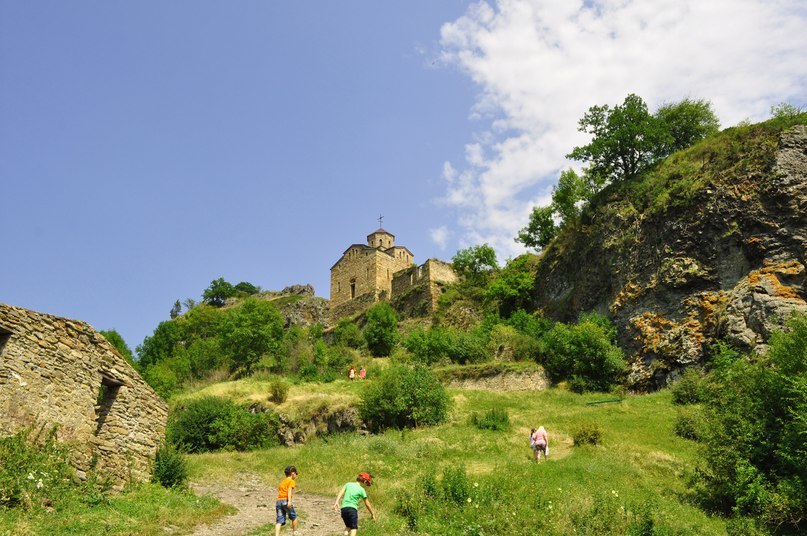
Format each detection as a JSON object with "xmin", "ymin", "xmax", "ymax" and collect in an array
[{"xmin": 532, "ymin": 123, "xmax": 807, "ymax": 389}]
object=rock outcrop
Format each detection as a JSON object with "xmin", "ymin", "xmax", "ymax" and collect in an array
[{"xmin": 532, "ymin": 122, "xmax": 807, "ymax": 389}]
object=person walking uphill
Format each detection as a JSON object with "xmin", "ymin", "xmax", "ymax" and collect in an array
[
  {"xmin": 334, "ymin": 472, "xmax": 376, "ymax": 536},
  {"xmin": 275, "ymin": 465, "xmax": 299, "ymax": 536},
  {"xmin": 531, "ymin": 426, "xmax": 549, "ymax": 462}
]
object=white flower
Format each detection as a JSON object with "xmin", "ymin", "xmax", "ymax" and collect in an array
[
  {"xmin": 467, "ymin": 497, "xmax": 472, "ymax": 503},
  {"xmin": 36, "ymin": 479, "xmax": 44, "ymax": 489},
  {"xmin": 27, "ymin": 473, "xmax": 35, "ymax": 480},
  {"xmin": 473, "ymin": 482, "xmax": 479, "ymax": 488}
]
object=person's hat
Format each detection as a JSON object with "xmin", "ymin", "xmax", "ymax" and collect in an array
[{"xmin": 358, "ymin": 471, "xmax": 372, "ymax": 486}]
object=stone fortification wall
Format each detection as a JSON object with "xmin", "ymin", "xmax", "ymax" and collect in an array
[
  {"xmin": 331, "ymin": 290, "xmax": 385, "ymax": 321},
  {"xmin": 0, "ymin": 304, "xmax": 167, "ymax": 487},
  {"xmin": 391, "ymin": 259, "xmax": 459, "ymax": 318}
]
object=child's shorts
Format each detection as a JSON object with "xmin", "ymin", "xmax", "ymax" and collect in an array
[
  {"xmin": 276, "ymin": 500, "xmax": 297, "ymax": 525},
  {"xmin": 341, "ymin": 506, "xmax": 359, "ymax": 529}
]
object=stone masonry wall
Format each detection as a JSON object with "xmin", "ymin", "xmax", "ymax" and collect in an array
[
  {"xmin": 391, "ymin": 259, "xmax": 459, "ymax": 318},
  {"xmin": 0, "ymin": 304, "xmax": 167, "ymax": 487},
  {"xmin": 330, "ymin": 245, "xmax": 412, "ymax": 318}
]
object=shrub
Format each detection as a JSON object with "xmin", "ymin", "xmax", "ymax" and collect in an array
[
  {"xmin": 469, "ymin": 407, "xmax": 511, "ymax": 432},
  {"xmin": 167, "ymin": 396, "xmax": 280, "ymax": 452},
  {"xmin": 673, "ymin": 406, "xmax": 705, "ymax": 440},
  {"xmin": 440, "ymin": 465, "xmax": 470, "ymax": 505},
  {"xmin": 572, "ymin": 421, "xmax": 603, "ymax": 446},
  {"xmin": 692, "ymin": 313, "xmax": 807, "ymax": 532},
  {"xmin": 540, "ymin": 317, "xmax": 626, "ymax": 392},
  {"xmin": 269, "ymin": 379, "xmax": 290, "ymax": 403},
  {"xmin": 359, "ymin": 364, "xmax": 450, "ymax": 432},
  {"xmin": 151, "ymin": 443, "xmax": 188, "ymax": 489},
  {"xmin": 363, "ymin": 302, "xmax": 398, "ymax": 357},
  {"xmin": 445, "ymin": 329, "xmax": 488, "ymax": 364},
  {"xmin": 0, "ymin": 426, "xmax": 74, "ymax": 510},
  {"xmin": 333, "ymin": 319, "xmax": 364, "ymax": 349},
  {"xmin": 670, "ymin": 367, "xmax": 707, "ymax": 404},
  {"xmin": 404, "ymin": 327, "xmax": 451, "ymax": 366},
  {"xmin": 486, "ymin": 324, "xmax": 540, "ymax": 362}
]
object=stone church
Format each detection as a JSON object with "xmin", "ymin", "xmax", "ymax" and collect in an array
[
  {"xmin": 0, "ymin": 303, "xmax": 167, "ymax": 487},
  {"xmin": 330, "ymin": 227, "xmax": 458, "ymax": 320}
]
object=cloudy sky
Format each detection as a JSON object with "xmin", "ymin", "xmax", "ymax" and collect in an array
[{"xmin": 1, "ymin": 0, "xmax": 805, "ymax": 351}]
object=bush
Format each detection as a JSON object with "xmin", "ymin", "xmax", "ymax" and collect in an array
[
  {"xmin": 469, "ymin": 407, "xmax": 511, "ymax": 431},
  {"xmin": 440, "ymin": 465, "xmax": 470, "ymax": 505},
  {"xmin": 673, "ymin": 406, "xmax": 705, "ymax": 440},
  {"xmin": 269, "ymin": 379, "xmax": 290, "ymax": 403},
  {"xmin": 167, "ymin": 396, "xmax": 280, "ymax": 452},
  {"xmin": 359, "ymin": 364, "xmax": 450, "ymax": 432},
  {"xmin": 151, "ymin": 443, "xmax": 188, "ymax": 489},
  {"xmin": 670, "ymin": 367, "xmax": 707, "ymax": 404},
  {"xmin": 540, "ymin": 316, "xmax": 626, "ymax": 392},
  {"xmin": 404, "ymin": 327, "xmax": 451, "ymax": 366},
  {"xmin": 572, "ymin": 421, "xmax": 603, "ymax": 446},
  {"xmin": 0, "ymin": 426, "xmax": 74, "ymax": 510},
  {"xmin": 692, "ymin": 313, "xmax": 807, "ymax": 532},
  {"xmin": 363, "ymin": 302, "xmax": 398, "ymax": 357},
  {"xmin": 333, "ymin": 319, "xmax": 364, "ymax": 349}
]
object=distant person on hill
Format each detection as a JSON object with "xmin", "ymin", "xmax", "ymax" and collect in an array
[
  {"xmin": 531, "ymin": 426, "xmax": 549, "ymax": 462},
  {"xmin": 358, "ymin": 367, "xmax": 366, "ymax": 380},
  {"xmin": 334, "ymin": 471, "xmax": 376, "ymax": 536},
  {"xmin": 348, "ymin": 366, "xmax": 356, "ymax": 381},
  {"xmin": 275, "ymin": 465, "xmax": 299, "ymax": 536}
]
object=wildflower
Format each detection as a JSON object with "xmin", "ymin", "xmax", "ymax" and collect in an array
[
  {"xmin": 474, "ymin": 482, "xmax": 479, "ymax": 488},
  {"xmin": 27, "ymin": 473, "xmax": 35, "ymax": 480},
  {"xmin": 467, "ymin": 497, "xmax": 472, "ymax": 503},
  {"xmin": 36, "ymin": 479, "xmax": 44, "ymax": 489},
  {"xmin": 611, "ymin": 489, "xmax": 618, "ymax": 497}
]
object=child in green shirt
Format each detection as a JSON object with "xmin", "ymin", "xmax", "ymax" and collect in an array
[{"xmin": 334, "ymin": 472, "xmax": 376, "ymax": 536}]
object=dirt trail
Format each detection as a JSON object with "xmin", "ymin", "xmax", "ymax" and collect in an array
[{"xmin": 191, "ymin": 474, "xmax": 345, "ymax": 536}]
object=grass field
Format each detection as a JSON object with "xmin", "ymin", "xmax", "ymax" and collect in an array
[{"xmin": 183, "ymin": 380, "xmax": 727, "ymax": 535}]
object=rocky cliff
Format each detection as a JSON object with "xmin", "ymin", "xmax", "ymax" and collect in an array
[{"xmin": 532, "ymin": 121, "xmax": 807, "ymax": 389}]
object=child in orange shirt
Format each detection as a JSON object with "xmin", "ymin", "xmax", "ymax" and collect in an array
[{"xmin": 275, "ymin": 465, "xmax": 299, "ymax": 536}]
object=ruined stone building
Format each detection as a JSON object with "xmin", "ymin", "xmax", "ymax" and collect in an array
[
  {"xmin": 330, "ymin": 228, "xmax": 458, "ymax": 320},
  {"xmin": 0, "ymin": 304, "xmax": 167, "ymax": 487}
]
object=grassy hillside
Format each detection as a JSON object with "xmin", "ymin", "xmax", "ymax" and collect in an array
[{"xmin": 183, "ymin": 379, "xmax": 725, "ymax": 535}]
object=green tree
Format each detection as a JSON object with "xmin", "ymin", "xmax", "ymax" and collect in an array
[
  {"xmin": 485, "ymin": 255, "xmax": 535, "ymax": 316},
  {"xmin": 452, "ymin": 244, "xmax": 499, "ymax": 281},
  {"xmin": 515, "ymin": 205, "xmax": 557, "ymax": 250},
  {"xmin": 653, "ymin": 98, "xmax": 720, "ymax": 158},
  {"xmin": 568, "ymin": 93, "xmax": 667, "ymax": 182},
  {"xmin": 136, "ymin": 320, "xmax": 182, "ymax": 370},
  {"xmin": 218, "ymin": 298, "xmax": 284, "ymax": 376},
  {"xmin": 233, "ymin": 281, "xmax": 261, "ymax": 296},
  {"xmin": 100, "ymin": 329, "xmax": 134, "ymax": 365},
  {"xmin": 363, "ymin": 302, "xmax": 398, "ymax": 357},
  {"xmin": 169, "ymin": 300, "xmax": 182, "ymax": 319},
  {"xmin": 202, "ymin": 278, "xmax": 236, "ymax": 307},
  {"xmin": 770, "ymin": 101, "xmax": 804, "ymax": 120}
]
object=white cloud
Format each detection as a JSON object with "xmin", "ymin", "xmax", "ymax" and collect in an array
[
  {"xmin": 438, "ymin": 0, "xmax": 807, "ymax": 258},
  {"xmin": 430, "ymin": 225, "xmax": 452, "ymax": 250}
]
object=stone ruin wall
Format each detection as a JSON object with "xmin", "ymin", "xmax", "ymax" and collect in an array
[
  {"xmin": 391, "ymin": 259, "xmax": 460, "ymax": 318},
  {"xmin": 0, "ymin": 304, "xmax": 167, "ymax": 487}
]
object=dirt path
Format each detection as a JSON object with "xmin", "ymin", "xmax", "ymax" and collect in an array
[{"xmin": 191, "ymin": 474, "xmax": 345, "ymax": 536}]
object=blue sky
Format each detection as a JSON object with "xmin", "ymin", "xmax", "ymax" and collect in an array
[{"xmin": 2, "ymin": 1, "xmax": 805, "ymax": 351}]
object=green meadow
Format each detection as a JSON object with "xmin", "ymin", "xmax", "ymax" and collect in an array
[{"xmin": 181, "ymin": 379, "xmax": 726, "ymax": 535}]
